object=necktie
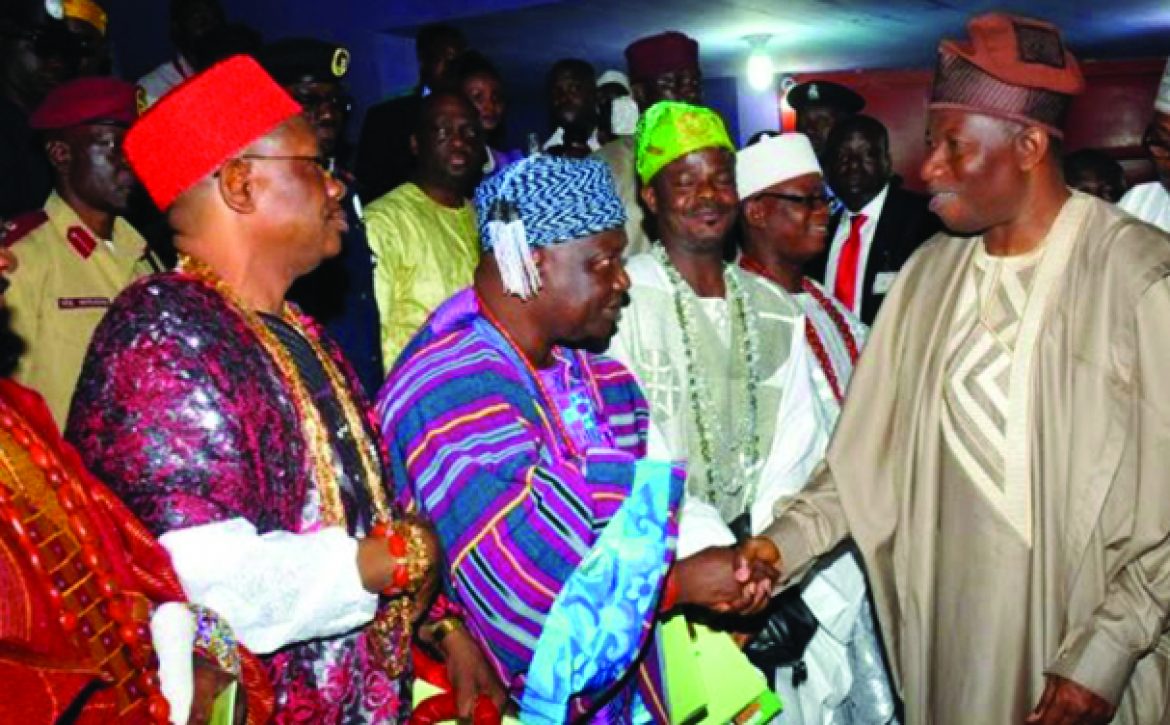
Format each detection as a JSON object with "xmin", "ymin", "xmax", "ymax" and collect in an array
[{"xmin": 833, "ymin": 213, "xmax": 868, "ymax": 312}]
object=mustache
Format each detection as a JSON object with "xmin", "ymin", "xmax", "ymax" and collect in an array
[{"xmin": 687, "ymin": 202, "xmax": 733, "ymax": 216}]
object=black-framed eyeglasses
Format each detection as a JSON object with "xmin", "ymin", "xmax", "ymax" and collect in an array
[
  {"xmin": 754, "ymin": 191, "xmax": 830, "ymax": 209},
  {"xmin": 237, "ymin": 154, "xmax": 336, "ymax": 176}
]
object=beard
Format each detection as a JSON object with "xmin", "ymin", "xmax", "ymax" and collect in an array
[{"xmin": 0, "ymin": 308, "xmax": 25, "ymax": 379}]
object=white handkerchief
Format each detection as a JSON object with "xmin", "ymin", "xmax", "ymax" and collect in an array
[{"xmin": 872, "ymin": 271, "xmax": 897, "ymax": 295}]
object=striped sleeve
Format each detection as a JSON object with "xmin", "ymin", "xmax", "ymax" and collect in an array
[{"xmin": 376, "ymin": 330, "xmax": 647, "ymax": 685}]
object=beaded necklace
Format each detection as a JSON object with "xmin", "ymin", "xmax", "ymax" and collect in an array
[
  {"xmin": 739, "ymin": 255, "xmax": 859, "ymax": 403},
  {"xmin": 176, "ymin": 254, "xmax": 390, "ymax": 527},
  {"xmin": 476, "ymin": 292, "xmax": 605, "ymax": 465},
  {"xmin": 0, "ymin": 399, "xmax": 170, "ymax": 723},
  {"xmin": 651, "ymin": 245, "xmax": 762, "ymax": 510}
]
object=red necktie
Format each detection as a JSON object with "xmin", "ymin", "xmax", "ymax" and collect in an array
[{"xmin": 833, "ymin": 213, "xmax": 868, "ymax": 311}]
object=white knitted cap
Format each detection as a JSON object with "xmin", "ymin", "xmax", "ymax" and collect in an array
[{"xmin": 736, "ymin": 132, "xmax": 822, "ymax": 199}]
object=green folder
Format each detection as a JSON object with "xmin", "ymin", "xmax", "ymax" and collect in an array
[
  {"xmin": 209, "ymin": 681, "xmax": 238, "ymax": 725},
  {"xmin": 411, "ymin": 678, "xmax": 524, "ymax": 724},
  {"xmin": 660, "ymin": 614, "xmax": 782, "ymax": 725}
]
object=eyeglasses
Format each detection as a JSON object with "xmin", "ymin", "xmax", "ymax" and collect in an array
[
  {"xmin": 754, "ymin": 191, "xmax": 830, "ymax": 209},
  {"xmin": 237, "ymin": 154, "xmax": 336, "ymax": 176}
]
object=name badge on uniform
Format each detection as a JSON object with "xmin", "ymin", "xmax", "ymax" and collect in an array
[
  {"xmin": 58, "ymin": 297, "xmax": 111, "ymax": 310},
  {"xmin": 872, "ymin": 271, "xmax": 898, "ymax": 295}
]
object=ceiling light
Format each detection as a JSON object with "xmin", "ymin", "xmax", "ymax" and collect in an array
[{"xmin": 744, "ymin": 34, "xmax": 775, "ymax": 92}]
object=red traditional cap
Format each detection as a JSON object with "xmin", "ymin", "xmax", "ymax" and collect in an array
[
  {"xmin": 625, "ymin": 31, "xmax": 699, "ymax": 83},
  {"xmin": 930, "ymin": 13, "xmax": 1084, "ymax": 136},
  {"xmin": 124, "ymin": 55, "xmax": 302, "ymax": 210},
  {"xmin": 28, "ymin": 76, "xmax": 137, "ymax": 130}
]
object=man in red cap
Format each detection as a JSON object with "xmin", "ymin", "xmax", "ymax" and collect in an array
[
  {"xmin": 758, "ymin": 13, "xmax": 1170, "ymax": 724},
  {"xmin": 66, "ymin": 55, "xmax": 498, "ymax": 723},
  {"xmin": 595, "ymin": 30, "xmax": 703, "ymax": 258},
  {"xmin": 3, "ymin": 75, "xmax": 160, "ymax": 429}
]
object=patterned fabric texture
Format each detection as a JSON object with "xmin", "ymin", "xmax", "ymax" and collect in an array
[
  {"xmin": 635, "ymin": 101, "xmax": 734, "ymax": 185},
  {"xmin": 474, "ymin": 155, "xmax": 626, "ymax": 251},
  {"xmin": 66, "ymin": 272, "xmax": 409, "ymax": 723},
  {"xmin": 941, "ymin": 245, "xmax": 1042, "ymax": 542},
  {"xmin": 377, "ymin": 288, "xmax": 683, "ymax": 722}
]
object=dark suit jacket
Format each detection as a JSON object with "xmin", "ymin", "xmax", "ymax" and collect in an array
[
  {"xmin": 288, "ymin": 169, "xmax": 384, "ymax": 399},
  {"xmin": 808, "ymin": 182, "xmax": 942, "ymax": 325},
  {"xmin": 355, "ymin": 89, "xmax": 422, "ymax": 202}
]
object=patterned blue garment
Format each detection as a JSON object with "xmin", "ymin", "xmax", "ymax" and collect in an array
[
  {"xmin": 378, "ymin": 289, "xmax": 684, "ymax": 722},
  {"xmin": 521, "ymin": 458, "xmax": 678, "ymax": 723}
]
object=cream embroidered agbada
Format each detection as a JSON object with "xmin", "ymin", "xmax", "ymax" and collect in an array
[{"xmin": 766, "ymin": 192, "xmax": 1170, "ymax": 723}]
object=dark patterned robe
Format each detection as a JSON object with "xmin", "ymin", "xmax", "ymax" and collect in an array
[{"xmin": 67, "ymin": 272, "xmax": 407, "ymax": 723}]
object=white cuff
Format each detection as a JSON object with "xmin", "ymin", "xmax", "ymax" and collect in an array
[
  {"xmin": 160, "ymin": 518, "xmax": 378, "ymax": 654},
  {"xmin": 676, "ymin": 494, "xmax": 737, "ymax": 558},
  {"xmin": 151, "ymin": 602, "xmax": 195, "ymax": 725}
]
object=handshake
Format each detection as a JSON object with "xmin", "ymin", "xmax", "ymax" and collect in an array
[{"xmin": 670, "ymin": 537, "xmax": 782, "ymax": 617}]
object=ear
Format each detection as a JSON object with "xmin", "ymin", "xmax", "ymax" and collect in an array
[
  {"xmin": 216, "ymin": 158, "xmax": 257, "ymax": 215},
  {"xmin": 742, "ymin": 198, "xmax": 766, "ymax": 228},
  {"xmin": 531, "ymin": 246, "xmax": 548, "ymax": 270},
  {"xmin": 640, "ymin": 182, "xmax": 659, "ymax": 216},
  {"xmin": 45, "ymin": 139, "xmax": 71, "ymax": 173},
  {"xmin": 1014, "ymin": 125, "xmax": 1050, "ymax": 172},
  {"xmin": 878, "ymin": 141, "xmax": 894, "ymax": 179}
]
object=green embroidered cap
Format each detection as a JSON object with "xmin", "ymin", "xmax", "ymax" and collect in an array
[{"xmin": 635, "ymin": 101, "xmax": 735, "ymax": 185}]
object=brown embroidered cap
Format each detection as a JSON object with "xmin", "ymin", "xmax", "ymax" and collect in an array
[{"xmin": 930, "ymin": 13, "xmax": 1085, "ymax": 136}]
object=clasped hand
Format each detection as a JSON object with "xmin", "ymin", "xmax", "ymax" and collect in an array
[
  {"xmin": 674, "ymin": 536, "xmax": 782, "ymax": 616},
  {"xmin": 1025, "ymin": 675, "xmax": 1114, "ymax": 725}
]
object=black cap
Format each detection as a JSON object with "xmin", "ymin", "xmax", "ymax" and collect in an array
[
  {"xmin": 255, "ymin": 37, "xmax": 349, "ymax": 86},
  {"xmin": 787, "ymin": 80, "xmax": 865, "ymax": 114}
]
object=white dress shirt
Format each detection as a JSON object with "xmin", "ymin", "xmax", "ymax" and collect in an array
[
  {"xmin": 1118, "ymin": 180, "xmax": 1170, "ymax": 233},
  {"xmin": 824, "ymin": 184, "xmax": 890, "ymax": 317}
]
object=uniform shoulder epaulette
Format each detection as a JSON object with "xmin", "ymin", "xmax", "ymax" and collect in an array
[{"xmin": 0, "ymin": 210, "xmax": 49, "ymax": 248}]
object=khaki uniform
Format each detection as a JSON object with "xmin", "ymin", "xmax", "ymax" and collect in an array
[{"xmin": 4, "ymin": 193, "xmax": 159, "ymax": 428}]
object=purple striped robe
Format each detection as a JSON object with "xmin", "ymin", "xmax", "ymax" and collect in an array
[{"xmin": 376, "ymin": 289, "xmax": 683, "ymax": 722}]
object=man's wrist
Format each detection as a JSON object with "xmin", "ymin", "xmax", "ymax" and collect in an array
[{"xmin": 432, "ymin": 617, "xmax": 464, "ymax": 645}]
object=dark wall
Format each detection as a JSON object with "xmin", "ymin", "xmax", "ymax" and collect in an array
[
  {"xmin": 102, "ymin": 0, "xmax": 742, "ymax": 158},
  {"xmin": 786, "ymin": 57, "xmax": 1165, "ymax": 192}
]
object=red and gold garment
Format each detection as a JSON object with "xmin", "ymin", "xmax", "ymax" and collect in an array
[{"xmin": 0, "ymin": 378, "xmax": 272, "ymax": 724}]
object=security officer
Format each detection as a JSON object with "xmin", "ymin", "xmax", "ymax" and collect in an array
[
  {"xmin": 257, "ymin": 37, "xmax": 385, "ymax": 397},
  {"xmin": 2, "ymin": 76, "xmax": 160, "ymax": 428},
  {"xmin": 786, "ymin": 79, "xmax": 865, "ymax": 160},
  {"xmin": 787, "ymin": 79, "xmax": 866, "ymax": 216}
]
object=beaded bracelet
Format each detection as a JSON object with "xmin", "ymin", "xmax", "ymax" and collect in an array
[{"xmin": 370, "ymin": 519, "xmax": 430, "ymax": 596}]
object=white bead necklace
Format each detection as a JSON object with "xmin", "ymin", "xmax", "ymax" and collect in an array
[{"xmin": 651, "ymin": 245, "xmax": 763, "ymax": 512}]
